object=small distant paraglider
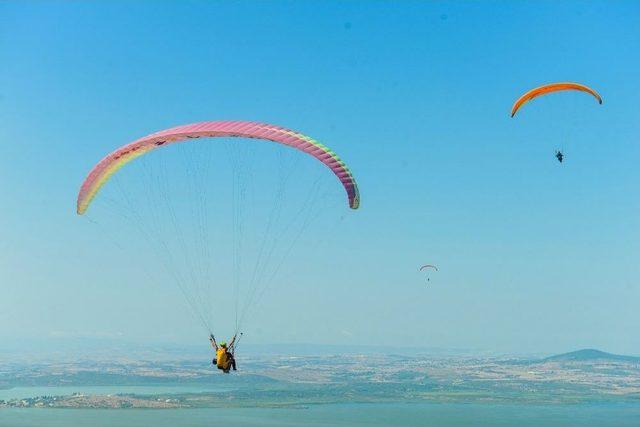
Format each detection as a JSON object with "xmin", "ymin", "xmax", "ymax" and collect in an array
[
  {"xmin": 511, "ymin": 82, "xmax": 602, "ymax": 164},
  {"xmin": 419, "ymin": 264, "xmax": 438, "ymax": 283}
]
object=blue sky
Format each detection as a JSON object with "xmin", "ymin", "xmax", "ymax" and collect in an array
[{"xmin": 1, "ymin": 0, "xmax": 639, "ymax": 355}]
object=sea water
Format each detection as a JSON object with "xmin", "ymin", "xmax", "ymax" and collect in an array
[{"xmin": 1, "ymin": 402, "xmax": 640, "ymax": 427}]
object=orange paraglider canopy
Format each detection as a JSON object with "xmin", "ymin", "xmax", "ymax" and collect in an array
[{"xmin": 510, "ymin": 82, "xmax": 602, "ymax": 117}]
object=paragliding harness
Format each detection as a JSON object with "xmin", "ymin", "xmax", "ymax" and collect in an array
[
  {"xmin": 555, "ymin": 150, "xmax": 564, "ymax": 163},
  {"xmin": 210, "ymin": 333, "xmax": 242, "ymax": 373}
]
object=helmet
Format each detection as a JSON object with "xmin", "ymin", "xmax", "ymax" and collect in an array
[{"xmin": 220, "ymin": 342, "xmax": 227, "ymax": 348}]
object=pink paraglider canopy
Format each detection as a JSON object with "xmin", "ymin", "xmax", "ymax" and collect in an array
[{"xmin": 77, "ymin": 120, "xmax": 360, "ymax": 214}]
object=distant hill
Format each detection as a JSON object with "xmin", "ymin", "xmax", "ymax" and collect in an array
[{"xmin": 544, "ymin": 349, "xmax": 640, "ymax": 363}]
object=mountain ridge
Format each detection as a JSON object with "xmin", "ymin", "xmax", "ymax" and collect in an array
[{"xmin": 545, "ymin": 349, "xmax": 640, "ymax": 363}]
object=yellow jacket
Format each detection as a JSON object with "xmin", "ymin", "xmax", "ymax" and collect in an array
[{"xmin": 216, "ymin": 348, "xmax": 230, "ymax": 369}]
